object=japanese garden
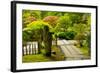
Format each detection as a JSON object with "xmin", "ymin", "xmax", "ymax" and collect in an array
[{"xmin": 22, "ymin": 10, "xmax": 91, "ymax": 63}]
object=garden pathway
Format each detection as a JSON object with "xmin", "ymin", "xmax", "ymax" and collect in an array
[{"xmin": 57, "ymin": 40, "xmax": 88, "ymax": 60}]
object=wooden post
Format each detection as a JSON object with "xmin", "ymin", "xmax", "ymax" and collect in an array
[
  {"xmin": 22, "ymin": 46, "xmax": 24, "ymax": 56},
  {"xmin": 26, "ymin": 44, "xmax": 28, "ymax": 55},
  {"xmin": 32, "ymin": 43, "xmax": 34, "ymax": 55},
  {"xmin": 29, "ymin": 44, "xmax": 31, "ymax": 55},
  {"xmin": 34, "ymin": 44, "xmax": 36, "ymax": 54},
  {"xmin": 23, "ymin": 42, "xmax": 27, "ymax": 56}
]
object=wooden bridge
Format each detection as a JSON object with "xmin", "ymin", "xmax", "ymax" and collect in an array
[{"xmin": 56, "ymin": 40, "xmax": 89, "ymax": 60}]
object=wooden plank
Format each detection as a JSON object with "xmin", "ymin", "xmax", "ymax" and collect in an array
[
  {"xmin": 60, "ymin": 46, "xmax": 73, "ymax": 57},
  {"xmin": 59, "ymin": 40, "xmax": 85, "ymax": 59},
  {"xmin": 66, "ymin": 45, "xmax": 78, "ymax": 55},
  {"xmin": 71, "ymin": 45, "xmax": 83, "ymax": 55}
]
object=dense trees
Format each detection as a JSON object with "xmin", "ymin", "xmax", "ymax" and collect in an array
[
  {"xmin": 23, "ymin": 10, "xmax": 91, "ymax": 40},
  {"xmin": 22, "ymin": 10, "xmax": 91, "ymax": 56},
  {"xmin": 54, "ymin": 15, "xmax": 71, "ymax": 32}
]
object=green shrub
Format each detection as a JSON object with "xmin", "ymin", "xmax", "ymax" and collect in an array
[{"xmin": 57, "ymin": 31, "xmax": 76, "ymax": 40}]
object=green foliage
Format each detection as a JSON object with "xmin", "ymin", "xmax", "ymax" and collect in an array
[
  {"xmin": 81, "ymin": 33, "xmax": 91, "ymax": 48},
  {"xmin": 55, "ymin": 15, "xmax": 71, "ymax": 32},
  {"xmin": 79, "ymin": 46, "xmax": 90, "ymax": 56},
  {"xmin": 72, "ymin": 23, "xmax": 88, "ymax": 41},
  {"xmin": 23, "ymin": 30, "xmax": 29, "ymax": 42},
  {"xmin": 23, "ymin": 21, "xmax": 52, "ymax": 42},
  {"xmin": 27, "ymin": 21, "xmax": 52, "ymax": 30},
  {"xmin": 69, "ymin": 13, "xmax": 83, "ymax": 24},
  {"xmin": 41, "ymin": 11, "xmax": 64, "ymax": 19},
  {"xmin": 86, "ymin": 33, "xmax": 91, "ymax": 48},
  {"xmin": 73, "ymin": 23, "xmax": 87, "ymax": 33},
  {"xmin": 23, "ymin": 10, "xmax": 41, "ymax": 19},
  {"xmin": 57, "ymin": 31, "xmax": 76, "ymax": 40}
]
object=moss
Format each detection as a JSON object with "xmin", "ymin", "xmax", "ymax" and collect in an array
[
  {"xmin": 22, "ymin": 54, "xmax": 52, "ymax": 63},
  {"xmin": 51, "ymin": 46, "xmax": 65, "ymax": 61}
]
